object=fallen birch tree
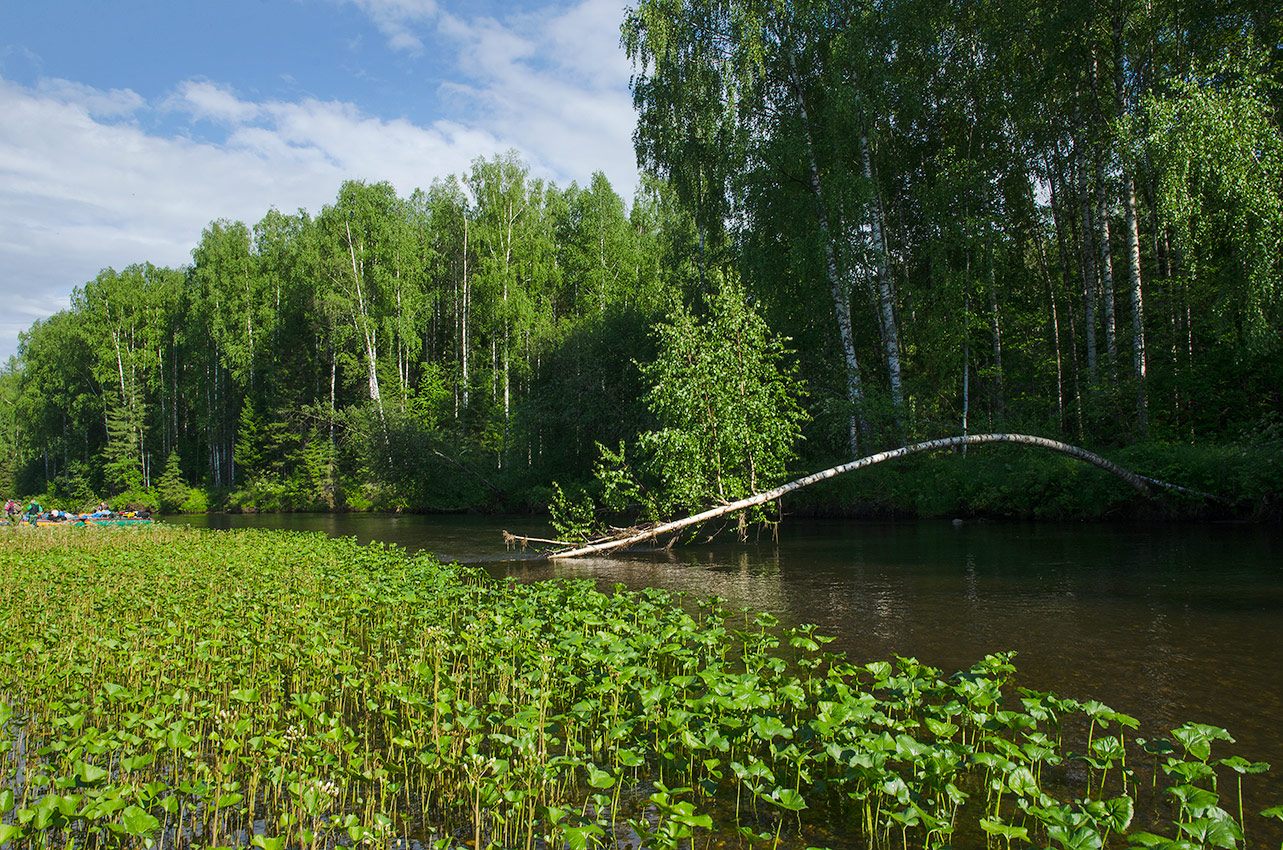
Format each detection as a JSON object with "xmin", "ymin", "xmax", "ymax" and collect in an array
[{"xmin": 504, "ymin": 433, "xmax": 1222, "ymax": 559}]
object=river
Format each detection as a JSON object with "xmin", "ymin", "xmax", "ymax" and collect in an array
[{"xmin": 170, "ymin": 512, "xmax": 1283, "ymax": 829}]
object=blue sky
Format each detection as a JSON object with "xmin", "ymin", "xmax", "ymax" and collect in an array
[{"xmin": 0, "ymin": 0, "xmax": 640, "ymax": 361}]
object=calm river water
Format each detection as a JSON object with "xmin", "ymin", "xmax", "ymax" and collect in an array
[{"xmin": 171, "ymin": 513, "xmax": 1283, "ymax": 826}]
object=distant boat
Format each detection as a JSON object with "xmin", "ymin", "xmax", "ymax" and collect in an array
[{"xmin": 81, "ymin": 515, "xmax": 154, "ymax": 527}]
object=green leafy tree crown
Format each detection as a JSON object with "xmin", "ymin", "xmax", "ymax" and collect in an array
[{"xmin": 552, "ymin": 271, "xmax": 808, "ymax": 539}]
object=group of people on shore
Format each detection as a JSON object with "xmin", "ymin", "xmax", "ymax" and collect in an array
[
  {"xmin": 4, "ymin": 498, "xmax": 39, "ymax": 523},
  {"xmin": 4, "ymin": 499, "xmax": 116, "ymax": 525}
]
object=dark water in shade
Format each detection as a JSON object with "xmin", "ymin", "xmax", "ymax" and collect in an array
[{"xmin": 170, "ymin": 513, "xmax": 1283, "ymax": 830}]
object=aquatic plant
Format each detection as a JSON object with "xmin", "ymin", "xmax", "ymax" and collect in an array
[{"xmin": 0, "ymin": 527, "xmax": 1275, "ymax": 849}]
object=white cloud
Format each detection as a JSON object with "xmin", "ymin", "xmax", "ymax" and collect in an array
[
  {"xmin": 436, "ymin": 0, "xmax": 638, "ymax": 192},
  {"xmin": 343, "ymin": 0, "xmax": 440, "ymax": 52},
  {"xmin": 171, "ymin": 80, "xmax": 262, "ymax": 124},
  {"xmin": 544, "ymin": 0, "xmax": 634, "ymax": 82},
  {"xmin": 0, "ymin": 291, "xmax": 70, "ymax": 367},
  {"xmin": 34, "ymin": 77, "xmax": 146, "ymax": 119}
]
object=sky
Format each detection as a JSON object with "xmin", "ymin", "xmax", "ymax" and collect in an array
[{"xmin": 0, "ymin": 0, "xmax": 640, "ymax": 363}]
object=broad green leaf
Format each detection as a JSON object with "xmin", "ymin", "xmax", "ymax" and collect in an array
[{"xmin": 120, "ymin": 805, "xmax": 161, "ymax": 836}]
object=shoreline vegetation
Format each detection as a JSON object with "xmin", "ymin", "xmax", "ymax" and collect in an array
[
  {"xmin": 11, "ymin": 435, "xmax": 1281, "ymax": 525},
  {"xmin": 2, "ymin": 528, "xmax": 1279, "ymax": 849}
]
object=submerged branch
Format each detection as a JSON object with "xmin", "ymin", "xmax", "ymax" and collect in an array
[{"xmin": 510, "ymin": 433, "xmax": 1223, "ymax": 560}]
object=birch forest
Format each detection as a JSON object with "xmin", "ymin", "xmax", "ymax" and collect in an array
[{"xmin": 1, "ymin": 0, "xmax": 1281, "ymax": 515}]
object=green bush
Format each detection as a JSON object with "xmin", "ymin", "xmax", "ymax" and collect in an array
[
  {"xmin": 179, "ymin": 487, "xmax": 210, "ymax": 514},
  {"xmin": 110, "ymin": 489, "xmax": 159, "ymax": 514}
]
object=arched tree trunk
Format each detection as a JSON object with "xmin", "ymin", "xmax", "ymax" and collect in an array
[{"xmin": 512, "ymin": 434, "xmax": 1218, "ymax": 560}]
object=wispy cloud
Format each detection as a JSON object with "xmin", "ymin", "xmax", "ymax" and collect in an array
[
  {"xmin": 171, "ymin": 80, "xmax": 262, "ymax": 124},
  {"xmin": 436, "ymin": 0, "xmax": 637, "ymax": 190},
  {"xmin": 342, "ymin": 0, "xmax": 440, "ymax": 52},
  {"xmin": 332, "ymin": 0, "xmax": 638, "ymax": 188}
]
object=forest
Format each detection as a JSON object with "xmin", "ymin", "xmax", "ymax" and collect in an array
[{"xmin": 1, "ymin": 0, "xmax": 1281, "ymax": 518}]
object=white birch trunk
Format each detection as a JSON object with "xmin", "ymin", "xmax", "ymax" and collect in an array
[
  {"xmin": 329, "ymin": 347, "xmax": 337, "ymax": 447},
  {"xmin": 461, "ymin": 216, "xmax": 470, "ymax": 413},
  {"xmin": 988, "ymin": 243, "xmax": 1004, "ymax": 415},
  {"xmin": 1123, "ymin": 173, "xmax": 1147, "ymax": 431},
  {"xmin": 1088, "ymin": 54, "xmax": 1118, "ymax": 385},
  {"xmin": 243, "ymin": 264, "xmax": 254, "ymax": 387},
  {"xmin": 785, "ymin": 49, "xmax": 867, "ymax": 454},
  {"xmin": 1094, "ymin": 160, "xmax": 1118, "ymax": 384},
  {"xmin": 1111, "ymin": 24, "xmax": 1148, "ymax": 432},
  {"xmin": 962, "ymin": 249, "xmax": 971, "ymax": 452},
  {"xmin": 1076, "ymin": 144, "xmax": 1099, "ymax": 385},
  {"xmin": 861, "ymin": 133, "xmax": 905, "ymax": 423},
  {"xmin": 345, "ymin": 219, "xmax": 385, "ymax": 422},
  {"xmin": 524, "ymin": 434, "xmax": 1222, "ymax": 560}
]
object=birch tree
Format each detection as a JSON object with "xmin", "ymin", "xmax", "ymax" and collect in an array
[
  {"xmin": 625, "ymin": 0, "xmax": 895, "ymax": 452},
  {"xmin": 1146, "ymin": 50, "xmax": 1283, "ymax": 352},
  {"xmin": 467, "ymin": 152, "xmax": 534, "ymax": 460},
  {"xmin": 316, "ymin": 181, "xmax": 403, "ymax": 426},
  {"xmin": 423, "ymin": 177, "xmax": 472, "ymax": 419}
]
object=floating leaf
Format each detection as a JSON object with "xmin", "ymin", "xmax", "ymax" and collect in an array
[{"xmin": 119, "ymin": 805, "xmax": 161, "ymax": 837}]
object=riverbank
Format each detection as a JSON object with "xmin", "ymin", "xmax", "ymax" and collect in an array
[
  {"xmin": 2, "ymin": 527, "xmax": 1278, "ymax": 848},
  {"xmin": 16, "ymin": 436, "xmax": 1281, "ymax": 525}
]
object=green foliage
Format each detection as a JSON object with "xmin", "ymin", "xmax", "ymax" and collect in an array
[
  {"xmin": 548, "ymin": 482, "xmax": 597, "ymax": 542},
  {"xmin": 103, "ymin": 397, "xmax": 144, "ymax": 495},
  {"xmin": 517, "ymin": 303, "xmax": 661, "ymax": 486},
  {"xmin": 108, "ymin": 488, "xmax": 159, "ymax": 513},
  {"xmin": 234, "ymin": 400, "xmax": 265, "ymax": 480},
  {"xmin": 6, "ymin": 5, "xmax": 1283, "ymax": 517},
  {"xmin": 549, "ymin": 276, "xmax": 808, "ymax": 539},
  {"xmin": 638, "ymin": 273, "xmax": 809, "ymax": 514},
  {"xmin": 0, "ymin": 365, "xmax": 17, "ymax": 496},
  {"xmin": 156, "ymin": 451, "xmax": 190, "ymax": 513},
  {"xmin": 0, "ymin": 530, "xmax": 1273, "ymax": 849},
  {"xmin": 787, "ymin": 439, "xmax": 1282, "ymax": 521},
  {"xmin": 42, "ymin": 462, "xmax": 98, "ymax": 513},
  {"xmin": 1145, "ymin": 47, "xmax": 1283, "ymax": 351},
  {"xmin": 548, "ymin": 441, "xmax": 657, "ymax": 540},
  {"xmin": 407, "ymin": 363, "xmax": 453, "ymax": 430},
  {"xmin": 297, "ymin": 432, "xmax": 339, "ymax": 510},
  {"xmin": 178, "ymin": 486, "xmax": 210, "ymax": 514},
  {"xmin": 2, "ymin": 161, "xmax": 686, "ymax": 509}
]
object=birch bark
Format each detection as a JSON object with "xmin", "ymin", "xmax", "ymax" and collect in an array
[
  {"xmin": 1112, "ymin": 17, "xmax": 1147, "ymax": 432},
  {"xmin": 860, "ymin": 133, "xmax": 905, "ymax": 425},
  {"xmin": 344, "ymin": 218, "xmax": 385, "ymax": 424},
  {"xmin": 1075, "ymin": 141, "xmax": 1099, "ymax": 386},
  {"xmin": 784, "ymin": 49, "xmax": 868, "ymax": 454},
  {"xmin": 528, "ymin": 434, "xmax": 1220, "ymax": 560}
]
